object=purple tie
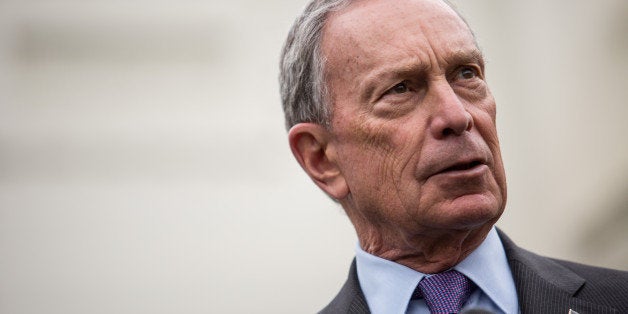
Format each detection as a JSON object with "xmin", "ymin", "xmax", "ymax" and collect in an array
[{"xmin": 414, "ymin": 270, "xmax": 475, "ymax": 313}]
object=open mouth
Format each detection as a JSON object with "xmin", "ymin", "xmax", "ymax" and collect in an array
[{"xmin": 440, "ymin": 160, "xmax": 483, "ymax": 173}]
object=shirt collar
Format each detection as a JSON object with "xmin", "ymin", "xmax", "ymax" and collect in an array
[
  {"xmin": 455, "ymin": 227, "xmax": 519, "ymax": 313},
  {"xmin": 355, "ymin": 227, "xmax": 518, "ymax": 314},
  {"xmin": 355, "ymin": 245, "xmax": 425, "ymax": 314}
]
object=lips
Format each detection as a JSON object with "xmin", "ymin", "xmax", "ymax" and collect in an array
[
  {"xmin": 439, "ymin": 160, "xmax": 483, "ymax": 173},
  {"xmin": 426, "ymin": 157, "xmax": 488, "ymax": 180},
  {"xmin": 418, "ymin": 134, "xmax": 493, "ymax": 181}
]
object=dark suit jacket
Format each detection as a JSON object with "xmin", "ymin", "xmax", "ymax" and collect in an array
[{"xmin": 320, "ymin": 230, "xmax": 628, "ymax": 314}]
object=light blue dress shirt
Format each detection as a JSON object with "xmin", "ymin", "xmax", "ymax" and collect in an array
[{"xmin": 355, "ymin": 227, "xmax": 519, "ymax": 314}]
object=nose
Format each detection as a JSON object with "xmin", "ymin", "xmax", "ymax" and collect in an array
[{"xmin": 428, "ymin": 82, "xmax": 473, "ymax": 139}]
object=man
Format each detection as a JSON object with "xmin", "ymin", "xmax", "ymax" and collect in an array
[{"xmin": 279, "ymin": 0, "xmax": 628, "ymax": 313}]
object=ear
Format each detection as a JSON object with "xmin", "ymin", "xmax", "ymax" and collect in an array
[{"xmin": 288, "ymin": 123, "xmax": 349, "ymax": 200}]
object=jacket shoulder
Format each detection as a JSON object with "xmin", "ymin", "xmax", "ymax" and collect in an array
[
  {"xmin": 552, "ymin": 258, "xmax": 628, "ymax": 309},
  {"xmin": 319, "ymin": 260, "xmax": 370, "ymax": 314},
  {"xmin": 498, "ymin": 229, "xmax": 628, "ymax": 313}
]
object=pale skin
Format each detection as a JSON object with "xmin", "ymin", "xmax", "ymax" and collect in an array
[{"xmin": 289, "ymin": 0, "xmax": 507, "ymax": 274}]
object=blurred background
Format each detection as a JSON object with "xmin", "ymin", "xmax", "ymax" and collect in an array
[{"xmin": 0, "ymin": 0, "xmax": 626, "ymax": 313}]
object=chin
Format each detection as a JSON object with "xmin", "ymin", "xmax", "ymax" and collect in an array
[{"xmin": 433, "ymin": 193, "xmax": 503, "ymax": 230}]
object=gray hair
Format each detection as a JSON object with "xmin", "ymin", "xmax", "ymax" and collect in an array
[
  {"xmin": 279, "ymin": 0, "xmax": 474, "ymax": 130},
  {"xmin": 279, "ymin": 0, "xmax": 351, "ymax": 130}
]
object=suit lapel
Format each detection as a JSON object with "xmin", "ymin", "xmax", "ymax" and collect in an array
[{"xmin": 498, "ymin": 229, "xmax": 618, "ymax": 314}]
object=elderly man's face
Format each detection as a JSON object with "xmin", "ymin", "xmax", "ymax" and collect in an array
[{"xmin": 322, "ymin": 0, "xmax": 507, "ymax": 235}]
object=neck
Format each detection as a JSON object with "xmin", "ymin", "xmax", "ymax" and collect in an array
[{"xmin": 355, "ymin": 223, "xmax": 493, "ymax": 274}]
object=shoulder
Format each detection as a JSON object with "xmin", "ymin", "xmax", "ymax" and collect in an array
[
  {"xmin": 500, "ymin": 229, "xmax": 628, "ymax": 290},
  {"xmin": 497, "ymin": 229, "xmax": 628, "ymax": 312},
  {"xmin": 551, "ymin": 258, "xmax": 628, "ymax": 299},
  {"xmin": 319, "ymin": 260, "xmax": 370, "ymax": 314}
]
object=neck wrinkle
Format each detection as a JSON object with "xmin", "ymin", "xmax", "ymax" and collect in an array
[{"xmin": 355, "ymin": 223, "xmax": 492, "ymax": 274}]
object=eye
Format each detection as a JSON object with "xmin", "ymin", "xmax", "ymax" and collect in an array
[
  {"xmin": 457, "ymin": 66, "xmax": 479, "ymax": 80},
  {"xmin": 386, "ymin": 82, "xmax": 409, "ymax": 95}
]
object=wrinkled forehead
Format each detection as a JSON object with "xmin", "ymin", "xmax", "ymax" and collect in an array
[
  {"xmin": 322, "ymin": 0, "xmax": 473, "ymax": 45},
  {"xmin": 321, "ymin": 0, "xmax": 476, "ymax": 76}
]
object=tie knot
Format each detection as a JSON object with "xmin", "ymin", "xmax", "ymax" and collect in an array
[{"xmin": 414, "ymin": 270, "xmax": 475, "ymax": 313}]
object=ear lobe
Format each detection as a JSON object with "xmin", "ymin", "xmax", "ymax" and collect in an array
[{"xmin": 288, "ymin": 123, "xmax": 349, "ymax": 200}]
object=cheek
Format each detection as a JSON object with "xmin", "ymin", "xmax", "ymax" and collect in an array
[
  {"xmin": 469, "ymin": 96, "xmax": 499, "ymax": 149},
  {"xmin": 346, "ymin": 118, "xmax": 395, "ymax": 153},
  {"xmin": 336, "ymin": 118, "xmax": 418, "ymax": 187},
  {"xmin": 470, "ymin": 106, "xmax": 507, "ymax": 198}
]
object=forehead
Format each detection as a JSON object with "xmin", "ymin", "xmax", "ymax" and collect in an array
[{"xmin": 321, "ymin": 0, "xmax": 477, "ymax": 79}]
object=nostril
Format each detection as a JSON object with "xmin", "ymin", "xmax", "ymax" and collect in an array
[
  {"xmin": 440, "ymin": 116, "xmax": 470, "ymax": 137},
  {"xmin": 431, "ymin": 108, "xmax": 473, "ymax": 139},
  {"xmin": 442, "ymin": 128, "xmax": 455, "ymax": 136}
]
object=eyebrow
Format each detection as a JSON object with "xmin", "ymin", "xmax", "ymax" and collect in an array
[
  {"xmin": 358, "ymin": 60, "xmax": 431, "ymax": 103},
  {"xmin": 442, "ymin": 48, "xmax": 486, "ymax": 71},
  {"xmin": 358, "ymin": 48, "xmax": 485, "ymax": 102}
]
